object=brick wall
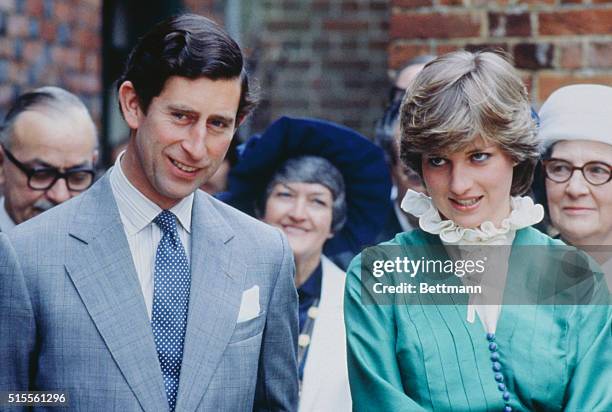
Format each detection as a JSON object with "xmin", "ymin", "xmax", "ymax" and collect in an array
[
  {"xmin": 246, "ymin": 0, "xmax": 390, "ymax": 138},
  {"xmin": 389, "ymin": 0, "xmax": 612, "ymax": 105},
  {"xmin": 0, "ymin": 0, "xmax": 102, "ymax": 124}
]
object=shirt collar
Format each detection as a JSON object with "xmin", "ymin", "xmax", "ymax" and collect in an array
[
  {"xmin": 0, "ymin": 197, "xmax": 16, "ymax": 231},
  {"xmin": 297, "ymin": 261, "xmax": 323, "ymax": 300},
  {"xmin": 109, "ymin": 151, "xmax": 193, "ymax": 235}
]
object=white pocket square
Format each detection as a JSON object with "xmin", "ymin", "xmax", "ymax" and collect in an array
[{"xmin": 237, "ymin": 285, "xmax": 260, "ymax": 323}]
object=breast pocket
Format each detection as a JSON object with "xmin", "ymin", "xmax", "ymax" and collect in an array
[{"xmin": 228, "ymin": 310, "xmax": 266, "ymax": 344}]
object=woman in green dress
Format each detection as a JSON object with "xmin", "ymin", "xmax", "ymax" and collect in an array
[{"xmin": 344, "ymin": 51, "xmax": 611, "ymax": 411}]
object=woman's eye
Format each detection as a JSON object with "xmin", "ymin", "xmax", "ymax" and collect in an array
[
  {"xmin": 276, "ymin": 191, "xmax": 292, "ymax": 198},
  {"xmin": 471, "ymin": 152, "xmax": 490, "ymax": 162},
  {"xmin": 428, "ymin": 157, "xmax": 447, "ymax": 167},
  {"xmin": 312, "ymin": 198, "xmax": 327, "ymax": 206}
]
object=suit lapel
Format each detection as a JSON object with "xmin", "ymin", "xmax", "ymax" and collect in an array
[
  {"xmin": 175, "ymin": 192, "xmax": 245, "ymax": 412},
  {"xmin": 65, "ymin": 174, "xmax": 167, "ymax": 412}
]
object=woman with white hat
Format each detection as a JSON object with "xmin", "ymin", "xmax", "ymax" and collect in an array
[{"xmin": 537, "ymin": 84, "xmax": 612, "ymax": 280}]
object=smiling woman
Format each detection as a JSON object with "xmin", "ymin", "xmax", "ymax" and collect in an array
[
  {"xmin": 345, "ymin": 50, "xmax": 612, "ymax": 412},
  {"xmin": 221, "ymin": 116, "xmax": 391, "ymax": 412}
]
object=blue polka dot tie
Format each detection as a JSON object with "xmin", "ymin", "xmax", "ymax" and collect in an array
[{"xmin": 152, "ymin": 210, "xmax": 191, "ymax": 412}]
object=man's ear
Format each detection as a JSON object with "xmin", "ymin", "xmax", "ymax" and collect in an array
[
  {"xmin": 118, "ymin": 81, "xmax": 143, "ymax": 130},
  {"xmin": 91, "ymin": 149, "xmax": 99, "ymax": 167},
  {"xmin": 236, "ymin": 114, "xmax": 247, "ymax": 129}
]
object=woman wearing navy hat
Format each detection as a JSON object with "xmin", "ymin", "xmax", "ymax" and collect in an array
[
  {"xmin": 345, "ymin": 51, "xmax": 611, "ymax": 411},
  {"xmin": 222, "ymin": 116, "xmax": 391, "ymax": 411}
]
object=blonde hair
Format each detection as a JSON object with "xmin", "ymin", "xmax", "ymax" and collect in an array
[{"xmin": 399, "ymin": 50, "xmax": 538, "ymax": 195}]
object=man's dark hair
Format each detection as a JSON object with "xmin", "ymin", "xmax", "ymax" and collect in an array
[{"xmin": 117, "ymin": 14, "xmax": 257, "ymax": 121}]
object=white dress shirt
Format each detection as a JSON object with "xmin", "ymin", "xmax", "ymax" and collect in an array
[
  {"xmin": 109, "ymin": 153, "xmax": 194, "ymax": 319},
  {"xmin": 0, "ymin": 197, "xmax": 16, "ymax": 231}
]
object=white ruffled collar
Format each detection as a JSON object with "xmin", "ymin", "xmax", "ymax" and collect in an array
[{"xmin": 400, "ymin": 190, "xmax": 544, "ymax": 245}]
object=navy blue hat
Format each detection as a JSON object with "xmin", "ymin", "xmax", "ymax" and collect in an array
[{"xmin": 220, "ymin": 116, "xmax": 392, "ymax": 265}]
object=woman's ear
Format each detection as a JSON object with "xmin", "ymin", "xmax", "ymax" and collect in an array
[{"xmin": 118, "ymin": 81, "xmax": 143, "ymax": 130}]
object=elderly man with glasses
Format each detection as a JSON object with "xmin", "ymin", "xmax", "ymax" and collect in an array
[{"xmin": 0, "ymin": 86, "xmax": 98, "ymax": 231}]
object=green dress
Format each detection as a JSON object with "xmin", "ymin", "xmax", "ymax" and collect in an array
[{"xmin": 345, "ymin": 227, "xmax": 611, "ymax": 411}]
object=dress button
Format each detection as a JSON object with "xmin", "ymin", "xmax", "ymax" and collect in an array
[
  {"xmin": 498, "ymin": 383, "xmax": 506, "ymax": 391},
  {"xmin": 488, "ymin": 342, "xmax": 498, "ymax": 352},
  {"xmin": 491, "ymin": 352, "xmax": 500, "ymax": 362},
  {"xmin": 492, "ymin": 362, "xmax": 502, "ymax": 372},
  {"xmin": 504, "ymin": 406, "xmax": 512, "ymax": 412},
  {"xmin": 486, "ymin": 333, "xmax": 495, "ymax": 341},
  {"xmin": 494, "ymin": 373, "xmax": 504, "ymax": 382},
  {"xmin": 503, "ymin": 392, "xmax": 510, "ymax": 401}
]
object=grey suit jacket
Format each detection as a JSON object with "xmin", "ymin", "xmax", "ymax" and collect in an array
[{"xmin": 0, "ymin": 173, "xmax": 299, "ymax": 411}]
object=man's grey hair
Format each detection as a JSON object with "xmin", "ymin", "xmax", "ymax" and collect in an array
[
  {"xmin": 260, "ymin": 155, "xmax": 347, "ymax": 234},
  {"xmin": 0, "ymin": 86, "xmax": 94, "ymax": 148}
]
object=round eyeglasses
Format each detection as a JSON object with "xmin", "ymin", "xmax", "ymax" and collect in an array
[
  {"xmin": 543, "ymin": 159, "xmax": 612, "ymax": 186},
  {"xmin": 1, "ymin": 144, "xmax": 95, "ymax": 191}
]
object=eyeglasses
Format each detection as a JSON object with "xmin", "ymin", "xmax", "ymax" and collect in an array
[
  {"xmin": 1, "ymin": 144, "xmax": 95, "ymax": 191},
  {"xmin": 543, "ymin": 159, "xmax": 612, "ymax": 186}
]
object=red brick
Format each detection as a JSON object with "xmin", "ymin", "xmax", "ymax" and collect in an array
[
  {"xmin": 323, "ymin": 20, "xmax": 369, "ymax": 31},
  {"xmin": 465, "ymin": 43, "xmax": 508, "ymax": 54},
  {"xmin": 40, "ymin": 21, "xmax": 57, "ymax": 42},
  {"xmin": 267, "ymin": 20, "xmax": 310, "ymax": 31},
  {"xmin": 369, "ymin": 40, "xmax": 388, "ymax": 51},
  {"xmin": 23, "ymin": 41, "xmax": 43, "ymax": 63},
  {"xmin": 513, "ymin": 43, "xmax": 553, "ymax": 70},
  {"xmin": 388, "ymin": 43, "xmax": 431, "ymax": 68},
  {"xmin": 54, "ymin": 1, "xmax": 74, "ymax": 23},
  {"xmin": 7, "ymin": 15, "xmax": 29, "ymax": 37},
  {"xmin": 26, "ymin": 0, "xmax": 44, "ymax": 17},
  {"xmin": 489, "ymin": 12, "xmax": 530, "ymax": 37},
  {"xmin": 75, "ymin": 29, "xmax": 100, "ymax": 49},
  {"xmin": 559, "ymin": 43, "xmax": 582, "ymax": 69},
  {"xmin": 391, "ymin": 12, "xmax": 481, "ymax": 39},
  {"xmin": 473, "ymin": 0, "xmax": 510, "ymax": 5},
  {"xmin": 560, "ymin": 0, "xmax": 582, "ymax": 3},
  {"xmin": 9, "ymin": 63, "xmax": 27, "ymax": 84},
  {"xmin": 539, "ymin": 10, "xmax": 612, "ymax": 35},
  {"xmin": 538, "ymin": 73, "xmax": 612, "ymax": 101},
  {"xmin": 588, "ymin": 42, "xmax": 612, "ymax": 68},
  {"xmin": 341, "ymin": 1, "xmax": 360, "ymax": 11},
  {"xmin": 438, "ymin": 0, "xmax": 464, "ymax": 4},
  {"xmin": 392, "ymin": 0, "xmax": 433, "ymax": 7},
  {"xmin": 436, "ymin": 44, "xmax": 460, "ymax": 55},
  {"xmin": 517, "ymin": 0, "xmax": 554, "ymax": 4},
  {"xmin": 0, "ymin": 39, "xmax": 12, "ymax": 58},
  {"xmin": 64, "ymin": 73, "xmax": 100, "ymax": 94},
  {"xmin": 369, "ymin": 1, "xmax": 388, "ymax": 11}
]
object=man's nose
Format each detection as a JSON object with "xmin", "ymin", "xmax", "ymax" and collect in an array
[
  {"xmin": 181, "ymin": 125, "xmax": 208, "ymax": 160},
  {"xmin": 45, "ymin": 177, "xmax": 71, "ymax": 204}
]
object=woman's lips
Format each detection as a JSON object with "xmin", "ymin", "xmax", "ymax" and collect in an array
[
  {"xmin": 449, "ymin": 196, "xmax": 483, "ymax": 211},
  {"xmin": 562, "ymin": 207, "xmax": 596, "ymax": 215},
  {"xmin": 282, "ymin": 225, "xmax": 308, "ymax": 235}
]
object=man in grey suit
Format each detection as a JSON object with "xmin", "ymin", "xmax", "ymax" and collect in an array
[{"xmin": 0, "ymin": 14, "xmax": 298, "ymax": 412}]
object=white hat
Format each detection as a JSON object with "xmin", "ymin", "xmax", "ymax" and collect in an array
[{"xmin": 538, "ymin": 84, "xmax": 612, "ymax": 151}]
